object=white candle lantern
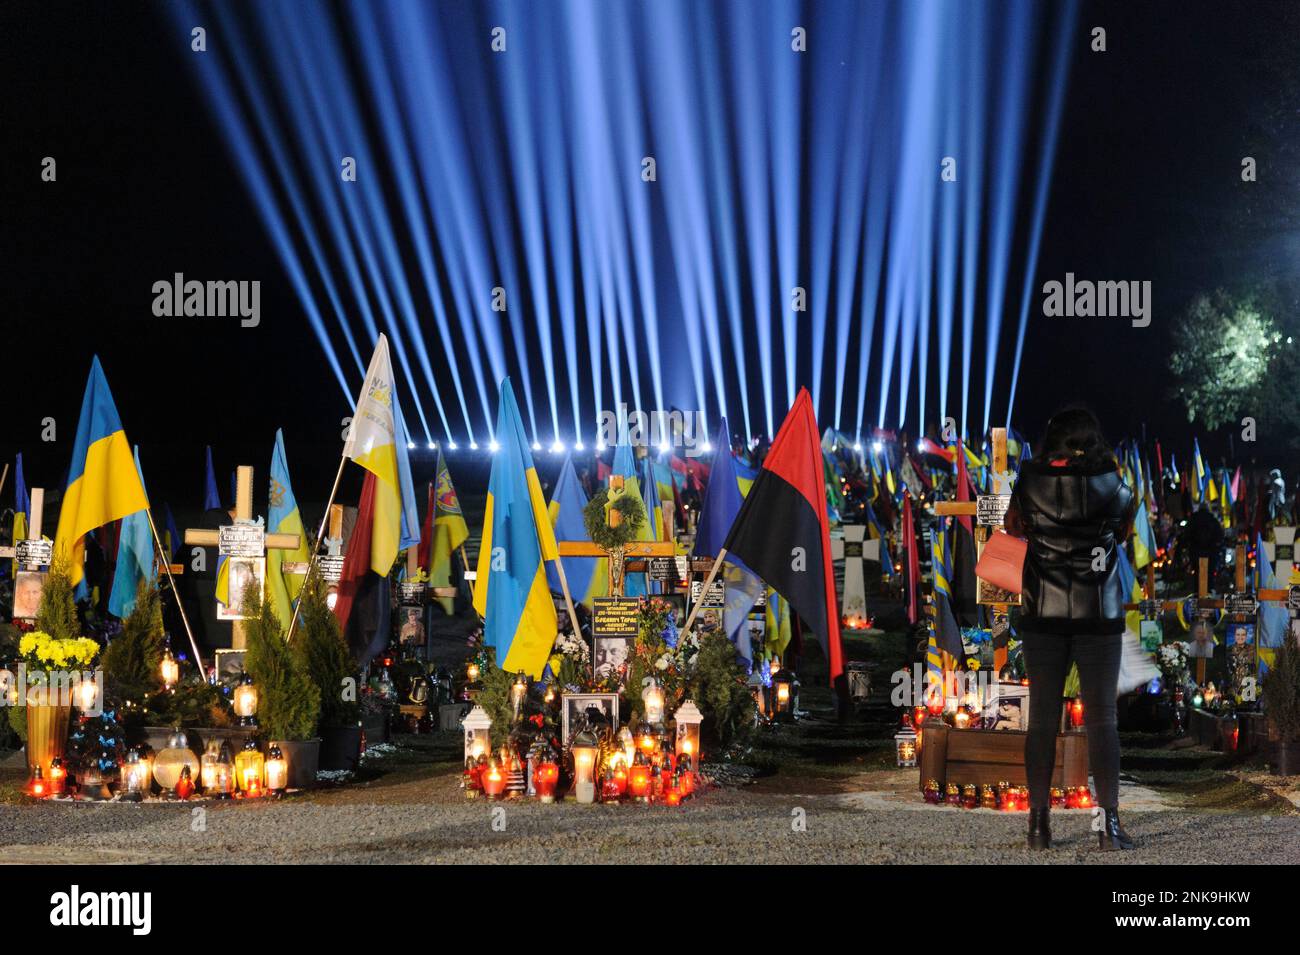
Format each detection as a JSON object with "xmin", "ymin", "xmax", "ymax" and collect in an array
[
  {"xmin": 673, "ymin": 700, "xmax": 703, "ymax": 771},
  {"xmin": 461, "ymin": 705, "xmax": 493, "ymax": 763}
]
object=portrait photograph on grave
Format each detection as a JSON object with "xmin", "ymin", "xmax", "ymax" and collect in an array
[{"xmin": 4, "ymin": 0, "xmax": 1296, "ymax": 924}]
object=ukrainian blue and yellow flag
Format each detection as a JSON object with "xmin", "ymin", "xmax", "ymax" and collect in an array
[
  {"xmin": 53, "ymin": 357, "xmax": 150, "ymax": 594},
  {"xmin": 1132, "ymin": 495, "xmax": 1157, "ymax": 570},
  {"xmin": 473, "ymin": 379, "xmax": 559, "ymax": 678},
  {"xmin": 11, "ymin": 454, "xmax": 30, "ymax": 577},
  {"xmin": 547, "ymin": 455, "xmax": 599, "ymax": 607},
  {"xmin": 266, "ymin": 429, "xmax": 311, "ymax": 628}
]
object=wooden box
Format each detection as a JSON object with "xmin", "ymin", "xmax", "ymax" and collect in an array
[{"xmin": 918, "ymin": 722, "xmax": 1089, "ymax": 789}]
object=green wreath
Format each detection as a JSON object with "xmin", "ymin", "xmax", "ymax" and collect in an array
[{"xmin": 582, "ymin": 488, "xmax": 646, "ymax": 552}]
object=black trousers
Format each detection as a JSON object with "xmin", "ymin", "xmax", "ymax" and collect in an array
[{"xmin": 1020, "ymin": 630, "xmax": 1122, "ymax": 810}]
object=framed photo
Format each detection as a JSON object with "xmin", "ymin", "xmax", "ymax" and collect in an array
[
  {"xmin": 1139, "ymin": 619, "xmax": 1163, "ymax": 652},
  {"xmin": 217, "ymin": 556, "xmax": 265, "ymax": 620},
  {"xmin": 214, "ymin": 649, "xmax": 248, "ymax": 685},
  {"xmin": 560, "ymin": 692, "xmax": 619, "ymax": 748},
  {"xmin": 12, "ymin": 570, "xmax": 45, "ymax": 620},
  {"xmin": 594, "ymin": 637, "xmax": 631, "ymax": 681},
  {"xmin": 1188, "ymin": 617, "xmax": 1215, "ymax": 659},
  {"xmin": 398, "ymin": 605, "xmax": 427, "ymax": 646},
  {"xmin": 984, "ymin": 682, "xmax": 1029, "ymax": 731},
  {"xmin": 1229, "ymin": 621, "xmax": 1255, "ymax": 650}
]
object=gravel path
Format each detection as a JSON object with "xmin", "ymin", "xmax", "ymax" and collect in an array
[{"xmin": 3, "ymin": 779, "xmax": 1296, "ymax": 865}]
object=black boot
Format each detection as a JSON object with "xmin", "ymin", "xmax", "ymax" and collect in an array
[
  {"xmin": 1027, "ymin": 807, "xmax": 1051, "ymax": 850},
  {"xmin": 1097, "ymin": 808, "xmax": 1135, "ymax": 851}
]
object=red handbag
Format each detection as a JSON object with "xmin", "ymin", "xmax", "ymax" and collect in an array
[{"xmin": 975, "ymin": 530, "xmax": 1028, "ymax": 595}]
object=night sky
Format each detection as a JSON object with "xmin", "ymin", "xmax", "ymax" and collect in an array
[{"xmin": 4, "ymin": 0, "xmax": 1298, "ymax": 520}]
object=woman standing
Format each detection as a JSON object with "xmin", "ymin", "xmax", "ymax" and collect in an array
[{"xmin": 1004, "ymin": 408, "xmax": 1136, "ymax": 851}]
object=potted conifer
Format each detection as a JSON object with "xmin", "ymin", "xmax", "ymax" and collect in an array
[
  {"xmin": 292, "ymin": 577, "xmax": 361, "ymax": 772},
  {"xmin": 243, "ymin": 585, "xmax": 322, "ymax": 788},
  {"xmin": 1264, "ymin": 635, "xmax": 1300, "ymax": 775}
]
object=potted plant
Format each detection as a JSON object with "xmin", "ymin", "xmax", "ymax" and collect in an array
[
  {"xmin": 292, "ymin": 577, "xmax": 361, "ymax": 771},
  {"xmin": 1263, "ymin": 636, "xmax": 1300, "ymax": 775},
  {"xmin": 243, "ymin": 584, "xmax": 321, "ymax": 788},
  {"xmin": 18, "ymin": 560, "xmax": 99, "ymax": 772}
]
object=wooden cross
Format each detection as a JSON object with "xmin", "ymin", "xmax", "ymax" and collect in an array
[
  {"xmin": 184, "ymin": 465, "xmax": 301, "ymax": 648},
  {"xmin": 1126, "ymin": 544, "xmax": 1292, "ymax": 688},
  {"xmin": 929, "ymin": 427, "xmax": 1011, "ymax": 669},
  {"xmin": 0, "ymin": 487, "xmax": 48, "ymax": 566},
  {"xmin": 555, "ymin": 475, "xmax": 674, "ymax": 596}
]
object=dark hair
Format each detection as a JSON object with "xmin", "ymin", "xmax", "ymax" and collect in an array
[{"xmin": 1039, "ymin": 407, "xmax": 1114, "ymax": 468}]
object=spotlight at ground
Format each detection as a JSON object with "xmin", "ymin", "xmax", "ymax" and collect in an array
[
  {"xmin": 489, "ymin": 440, "xmax": 500, "ymax": 453},
  {"xmin": 871, "ymin": 440, "xmax": 883, "ymax": 453}
]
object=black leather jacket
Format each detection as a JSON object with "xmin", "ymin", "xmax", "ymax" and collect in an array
[{"xmin": 1006, "ymin": 458, "xmax": 1135, "ymax": 635}]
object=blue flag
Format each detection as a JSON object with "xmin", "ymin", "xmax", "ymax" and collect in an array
[
  {"xmin": 546, "ymin": 455, "xmax": 598, "ymax": 605},
  {"xmin": 692, "ymin": 419, "xmax": 760, "ymax": 670},
  {"xmin": 108, "ymin": 447, "xmax": 154, "ymax": 618},
  {"xmin": 203, "ymin": 446, "xmax": 221, "ymax": 512}
]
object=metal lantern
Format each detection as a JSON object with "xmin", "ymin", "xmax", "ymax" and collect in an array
[
  {"xmin": 265, "ymin": 745, "xmax": 289, "ymax": 794},
  {"xmin": 642, "ymin": 678, "xmax": 666, "ymax": 725},
  {"xmin": 510, "ymin": 671, "xmax": 528, "ymax": 721},
  {"xmin": 894, "ymin": 724, "xmax": 918, "ymax": 767},
  {"xmin": 153, "ymin": 730, "xmax": 199, "ymax": 790},
  {"xmin": 200, "ymin": 739, "xmax": 234, "ymax": 797},
  {"xmin": 74, "ymin": 674, "xmax": 100, "ymax": 712},
  {"xmin": 461, "ymin": 704, "xmax": 493, "ymax": 763},
  {"xmin": 234, "ymin": 738, "xmax": 265, "ymax": 795},
  {"xmin": 570, "ymin": 725, "xmax": 600, "ymax": 804},
  {"xmin": 79, "ymin": 760, "xmax": 111, "ymax": 801},
  {"xmin": 673, "ymin": 700, "xmax": 703, "ymax": 772},
  {"xmin": 122, "ymin": 748, "xmax": 152, "ymax": 800},
  {"xmin": 160, "ymin": 647, "xmax": 179, "ymax": 690},
  {"xmin": 232, "ymin": 671, "xmax": 258, "ymax": 726},
  {"xmin": 771, "ymin": 667, "xmax": 798, "ymax": 722}
]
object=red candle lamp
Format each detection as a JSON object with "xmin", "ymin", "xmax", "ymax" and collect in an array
[
  {"xmin": 26, "ymin": 766, "xmax": 46, "ymax": 798},
  {"xmin": 601, "ymin": 767, "xmax": 628, "ymax": 802},
  {"xmin": 481, "ymin": 760, "xmax": 507, "ymax": 799},
  {"xmin": 174, "ymin": 765, "xmax": 196, "ymax": 801},
  {"xmin": 663, "ymin": 787, "xmax": 682, "ymax": 807},
  {"xmin": 533, "ymin": 759, "xmax": 560, "ymax": 803},
  {"xmin": 628, "ymin": 756, "xmax": 653, "ymax": 803},
  {"xmin": 47, "ymin": 758, "xmax": 67, "ymax": 796},
  {"xmin": 1049, "ymin": 787, "xmax": 1066, "ymax": 809},
  {"xmin": 1068, "ymin": 698, "xmax": 1084, "ymax": 729}
]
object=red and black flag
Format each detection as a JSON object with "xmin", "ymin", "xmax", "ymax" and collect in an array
[
  {"xmin": 334, "ymin": 472, "xmax": 392, "ymax": 666},
  {"xmin": 901, "ymin": 493, "xmax": 920, "ymax": 626},
  {"xmin": 723, "ymin": 389, "xmax": 845, "ymax": 693}
]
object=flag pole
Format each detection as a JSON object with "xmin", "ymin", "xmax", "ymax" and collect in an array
[
  {"xmin": 681, "ymin": 548, "xmax": 727, "ymax": 633},
  {"xmin": 550, "ymin": 556, "xmax": 586, "ymax": 678},
  {"xmin": 0, "ymin": 462, "xmax": 9, "ymax": 500},
  {"xmin": 286, "ymin": 454, "xmax": 348, "ymax": 643},
  {"xmin": 144, "ymin": 506, "xmax": 205, "ymax": 675}
]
